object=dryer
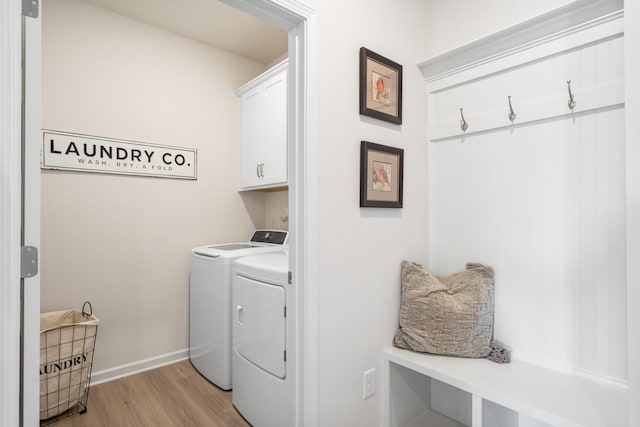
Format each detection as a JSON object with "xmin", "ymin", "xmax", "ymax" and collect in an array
[
  {"xmin": 232, "ymin": 251, "xmax": 293, "ymax": 427},
  {"xmin": 189, "ymin": 230, "xmax": 287, "ymax": 390}
]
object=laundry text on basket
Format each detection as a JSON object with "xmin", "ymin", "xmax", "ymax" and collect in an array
[{"xmin": 39, "ymin": 353, "xmax": 89, "ymax": 375}]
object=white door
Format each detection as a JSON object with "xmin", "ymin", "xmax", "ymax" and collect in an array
[
  {"xmin": 237, "ymin": 67, "xmax": 288, "ymax": 189},
  {"xmin": 1, "ymin": 1, "xmax": 43, "ymax": 425},
  {"xmin": 259, "ymin": 72, "xmax": 288, "ymax": 186},
  {"xmin": 0, "ymin": 2, "xmax": 23, "ymax": 425},
  {"xmin": 262, "ymin": 71, "xmax": 287, "ymax": 183},
  {"xmin": 239, "ymin": 86, "xmax": 266, "ymax": 187},
  {"xmin": 23, "ymin": 3, "xmax": 43, "ymax": 426},
  {"xmin": 234, "ymin": 274, "xmax": 286, "ymax": 378}
]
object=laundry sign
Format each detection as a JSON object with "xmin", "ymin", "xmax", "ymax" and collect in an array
[{"xmin": 42, "ymin": 130, "xmax": 197, "ymax": 179}]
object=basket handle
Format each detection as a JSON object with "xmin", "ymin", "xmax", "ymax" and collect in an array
[{"xmin": 82, "ymin": 301, "xmax": 93, "ymax": 317}]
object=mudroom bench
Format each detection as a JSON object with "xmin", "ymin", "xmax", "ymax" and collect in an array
[{"xmin": 381, "ymin": 347, "xmax": 627, "ymax": 427}]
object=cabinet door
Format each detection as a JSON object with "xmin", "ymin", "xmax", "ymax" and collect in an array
[
  {"xmin": 237, "ymin": 67, "xmax": 287, "ymax": 190},
  {"xmin": 258, "ymin": 72, "xmax": 287, "ymax": 187},
  {"xmin": 238, "ymin": 85, "xmax": 266, "ymax": 188}
]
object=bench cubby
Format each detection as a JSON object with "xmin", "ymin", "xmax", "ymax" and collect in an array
[{"xmin": 382, "ymin": 347, "xmax": 626, "ymax": 427}]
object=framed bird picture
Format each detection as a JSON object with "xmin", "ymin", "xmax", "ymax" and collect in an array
[
  {"xmin": 360, "ymin": 141, "xmax": 404, "ymax": 208},
  {"xmin": 359, "ymin": 47, "xmax": 403, "ymax": 125}
]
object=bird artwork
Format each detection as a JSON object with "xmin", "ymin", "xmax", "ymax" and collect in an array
[
  {"xmin": 372, "ymin": 161, "xmax": 392, "ymax": 192},
  {"xmin": 372, "ymin": 72, "xmax": 391, "ymax": 106},
  {"xmin": 376, "ymin": 76, "xmax": 385, "ymax": 101}
]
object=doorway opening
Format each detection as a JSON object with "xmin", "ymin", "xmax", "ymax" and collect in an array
[{"xmin": 17, "ymin": 0, "xmax": 316, "ymax": 425}]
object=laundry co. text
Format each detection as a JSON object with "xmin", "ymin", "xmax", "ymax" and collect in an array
[{"xmin": 42, "ymin": 131, "xmax": 197, "ymax": 180}]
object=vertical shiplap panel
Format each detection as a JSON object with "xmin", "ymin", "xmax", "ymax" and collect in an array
[
  {"xmin": 595, "ymin": 107, "xmax": 626, "ymax": 380},
  {"xmin": 592, "ymin": 110, "xmax": 612, "ymax": 375},
  {"xmin": 609, "ymin": 106, "xmax": 628, "ymax": 380},
  {"xmin": 429, "ymin": 106, "xmax": 626, "ymax": 380},
  {"xmin": 427, "ymin": 33, "xmax": 626, "ymax": 380},
  {"xmin": 611, "ymin": 35, "xmax": 625, "ymax": 82}
]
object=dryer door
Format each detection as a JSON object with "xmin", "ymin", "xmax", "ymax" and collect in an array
[{"xmin": 234, "ymin": 275, "xmax": 286, "ymax": 378}]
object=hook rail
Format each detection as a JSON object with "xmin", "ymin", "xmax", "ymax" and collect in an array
[{"xmin": 451, "ymin": 80, "xmax": 584, "ymax": 136}]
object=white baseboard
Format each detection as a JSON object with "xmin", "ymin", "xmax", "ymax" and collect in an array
[{"xmin": 89, "ymin": 348, "xmax": 190, "ymax": 386}]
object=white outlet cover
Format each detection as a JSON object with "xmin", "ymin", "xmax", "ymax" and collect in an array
[{"xmin": 363, "ymin": 368, "xmax": 376, "ymax": 400}]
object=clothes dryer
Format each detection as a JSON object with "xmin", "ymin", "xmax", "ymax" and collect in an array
[
  {"xmin": 232, "ymin": 251, "xmax": 293, "ymax": 427},
  {"xmin": 189, "ymin": 230, "xmax": 287, "ymax": 390}
]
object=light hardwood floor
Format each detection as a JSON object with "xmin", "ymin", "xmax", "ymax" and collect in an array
[{"xmin": 49, "ymin": 360, "xmax": 251, "ymax": 427}]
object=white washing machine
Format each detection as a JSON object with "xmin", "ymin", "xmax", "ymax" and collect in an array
[
  {"xmin": 232, "ymin": 251, "xmax": 293, "ymax": 427},
  {"xmin": 189, "ymin": 230, "xmax": 288, "ymax": 390}
]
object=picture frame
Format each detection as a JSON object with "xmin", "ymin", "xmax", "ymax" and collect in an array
[
  {"xmin": 359, "ymin": 47, "xmax": 403, "ymax": 125},
  {"xmin": 360, "ymin": 141, "xmax": 404, "ymax": 208}
]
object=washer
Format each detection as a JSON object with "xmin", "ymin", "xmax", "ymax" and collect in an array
[
  {"xmin": 189, "ymin": 230, "xmax": 288, "ymax": 390},
  {"xmin": 232, "ymin": 251, "xmax": 293, "ymax": 427}
]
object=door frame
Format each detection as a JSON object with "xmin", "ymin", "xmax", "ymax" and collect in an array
[
  {"xmin": 1, "ymin": 0, "xmax": 42, "ymax": 425},
  {"xmin": 625, "ymin": 0, "xmax": 640, "ymax": 425},
  {"xmin": 0, "ymin": 1, "xmax": 23, "ymax": 426},
  {"xmin": 276, "ymin": 3, "xmax": 319, "ymax": 425},
  {"xmin": 222, "ymin": 2, "xmax": 318, "ymax": 424},
  {"xmin": 1, "ymin": 0, "xmax": 318, "ymax": 426}
]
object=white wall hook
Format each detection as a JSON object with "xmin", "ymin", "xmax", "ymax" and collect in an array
[
  {"xmin": 567, "ymin": 80, "xmax": 577, "ymax": 110},
  {"xmin": 508, "ymin": 96, "xmax": 517, "ymax": 122},
  {"xmin": 459, "ymin": 108, "xmax": 468, "ymax": 132}
]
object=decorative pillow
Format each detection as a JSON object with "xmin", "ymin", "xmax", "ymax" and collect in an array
[{"xmin": 393, "ymin": 261, "xmax": 495, "ymax": 358}]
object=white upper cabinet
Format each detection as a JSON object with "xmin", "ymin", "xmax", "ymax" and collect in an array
[{"xmin": 236, "ymin": 60, "xmax": 287, "ymax": 191}]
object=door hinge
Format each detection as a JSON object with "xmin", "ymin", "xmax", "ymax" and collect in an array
[
  {"xmin": 288, "ymin": 271, "xmax": 292, "ymax": 284},
  {"xmin": 22, "ymin": 0, "xmax": 39, "ymax": 18},
  {"xmin": 284, "ymin": 306, "xmax": 287, "ymax": 317},
  {"xmin": 284, "ymin": 350, "xmax": 287, "ymax": 362},
  {"xmin": 21, "ymin": 246, "xmax": 39, "ymax": 278}
]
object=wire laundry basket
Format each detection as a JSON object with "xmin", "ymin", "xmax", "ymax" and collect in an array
[{"xmin": 39, "ymin": 301, "xmax": 99, "ymax": 425}]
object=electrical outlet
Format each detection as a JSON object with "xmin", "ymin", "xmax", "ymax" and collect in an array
[{"xmin": 363, "ymin": 368, "xmax": 375, "ymax": 400}]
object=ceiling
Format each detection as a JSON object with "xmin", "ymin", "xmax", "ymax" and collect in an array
[{"xmin": 81, "ymin": 0, "xmax": 288, "ymax": 64}]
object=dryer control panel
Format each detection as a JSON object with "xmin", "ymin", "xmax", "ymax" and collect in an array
[{"xmin": 250, "ymin": 230, "xmax": 288, "ymax": 245}]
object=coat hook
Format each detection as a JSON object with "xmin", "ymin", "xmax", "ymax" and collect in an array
[
  {"xmin": 567, "ymin": 80, "xmax": 577, "ymax": 110},
  {"xmin": 459, "ymin": 108, "xmax": 468, "ymax": 132},
  {"xmin": 507, "ymin": 96, "xmax": 517, "ymax": 122}
]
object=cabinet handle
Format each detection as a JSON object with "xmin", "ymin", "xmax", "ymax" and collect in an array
[
  {"xmin": 259, "ymin": 164, "xmax": 264, "ymax": 178},
  {"xmin": 256, "ymin": 164, "xmax": 260, "ymax": 178}
]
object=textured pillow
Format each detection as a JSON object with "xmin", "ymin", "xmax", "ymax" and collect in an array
[{"xmin": 393, "ymin": 261, "xmax": 495, "ymax": 358}]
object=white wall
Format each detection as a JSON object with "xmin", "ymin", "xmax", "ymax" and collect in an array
[
  {"xmin": 308, "ymin": 0, "xmax": 572, "ymax": 425},
  {"xmin": 265, "ymin": 190, "xmax": 289, "ymax": 231},
  {"xmin": 420, "ymin": 0, "xmax": 574, "ymax": 58},
  {"xmin": 312, "ymin": 1, "xmax": 430, "ymax": 426},
  {"xmin": 40, "ymin": 0, "xmax": 271, "ymax": 374}
]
